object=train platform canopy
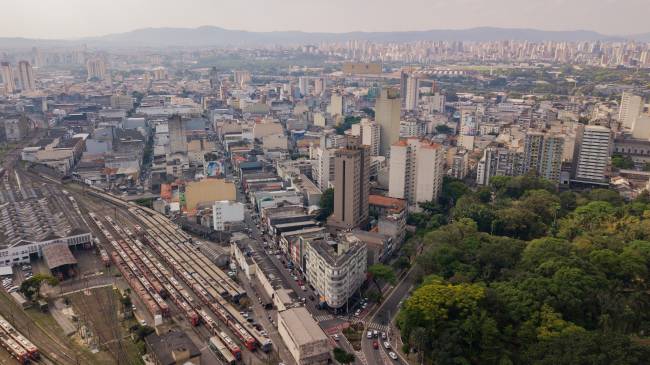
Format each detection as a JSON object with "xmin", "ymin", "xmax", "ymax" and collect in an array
[{"xmin": 42, "ymin": 243, "xmax": 77, "ymax": 270}]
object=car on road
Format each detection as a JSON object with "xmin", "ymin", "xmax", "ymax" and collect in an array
[
  {"xmin": 332, "ymin": 334, "xmax": 340, "ymax": 341},
  {"xmin": 373, "ymin": 330, "xmax": 378, "ymax": 338},
  {"xmin": 366, "ymin": 331, "xmax": 373, "ymax": 339},
  {"xmin": 301, "ymin": 285, "xmax": 306, "ymax": 291},
  {"xmin": 384, "ymin": 341, "xmax": 391, "ymax": 349},
  {"xmin": 354, "ymin": 309, "xmax": 361, "ymax": 316},
  {"xmin": 373, "ymin": 341, "xmax": 379, "ymax": 349},
  {"xmin": 381, "ymin": 332, "xmax": 387, "ymax": 340},
  {"xmin": 389, "ymin": 352, "xmax": 398, "ymax": 360}
]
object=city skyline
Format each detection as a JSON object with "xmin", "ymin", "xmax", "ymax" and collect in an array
[{"xmin": 1, "ymin": 0, "xmax": 650, "ymax": 39}]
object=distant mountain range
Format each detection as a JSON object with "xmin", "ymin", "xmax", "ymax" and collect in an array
[{"xmin": 1, "ymin": 26, "xmax": 649, "ymax": 49}]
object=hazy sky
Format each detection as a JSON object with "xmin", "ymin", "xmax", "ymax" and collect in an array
[{"xmin": 1, "ymin": 0, "xmax": 649, "ymax": 39}]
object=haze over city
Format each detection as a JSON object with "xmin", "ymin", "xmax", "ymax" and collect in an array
[{"xmin": 1, "ymin": 0, "xmax": 650, "ymax": 39}]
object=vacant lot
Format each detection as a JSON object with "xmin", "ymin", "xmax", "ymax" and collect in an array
[{"xmin": 68, "ymin": 286, "xmax": 143, "ymax": 365}]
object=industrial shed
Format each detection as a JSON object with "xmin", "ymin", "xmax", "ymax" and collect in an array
[{"xmin": 42, "ymin": 243, "xmax": 77, "ymax": 279}]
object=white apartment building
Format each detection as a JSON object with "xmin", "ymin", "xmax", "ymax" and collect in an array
[
  {"xmin": 389, "ymin": 138, "xmax": 444, "ymax": 208},
  {"xmin": 573, "ymin": 125, "xmax": 612, "ymax": 185},
  {"xmin": 212, "ymin": 201, "xmax": 245, "ymax": 231},
  {"xmin": 304, "ymin": 239, "xmax": 367, "ymax": 310},
  {"xmin": 311, "ymin": 145, "xmax": 335, "ymax": 191},
  {"xmin": 404, "ymin": 76, "xmax": 419, "ymax": 111}
]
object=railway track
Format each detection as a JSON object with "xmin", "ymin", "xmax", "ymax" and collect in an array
[{"xmin": 81, "ymin": 187, "xmax": 275, "ymax": 361}]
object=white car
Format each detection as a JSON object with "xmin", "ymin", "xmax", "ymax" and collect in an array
[
  {"xmin": 389, "ymin": 352, "xmax": 398, "ymax": 360},
  {"xmin": 366, "ymin": 331, "xmax": 373, "ymax": 339},
  {"xmin": 384, "ymin": 341, "xmax": 391, "ymax": 349},
  {"xmin": 332, "ymin": 334, "xmax": 340, "ymax": 341}
]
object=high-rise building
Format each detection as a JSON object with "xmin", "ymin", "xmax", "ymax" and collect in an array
[
  {"xmin": 476, "ymin": 147, "xmax": 523, "ymax": 186},
  {"xmin": 313, "ymin": 78, "xmax": 325, "ymax": 95},
  {"xmin": 351, "ymin": 119, "xmax": 380, "ymax": 156},
  {"xmin": 209, "ymin": 67, "xmax": 219, "ymax": 90},
  {"xmin": 86, "ymin": 58, "xmax": 107, "ymax": 81},
  {"xmin": 31, "ymin": 47, "xmax": 44, "ymax": 68},
  {"xmin": 375, "ymin": 88, "xmax": 401, "ymax": 156},
  {"xmin": 572, "ymin": 125, "xmax": 612, "ymax": 185},
  {"xmin": 329, "ymin": 91, "xmax": 343, "ymax": 118},
  {"xmin": 168, "ymin": 115, "xmax": 187, "ymax": 154},
  {"xmin": 538, "ymin": 134, "xmax": 565, "ymax": 183},
  {"xmin": 522, "ymin": 132, "xmax": 545, "ymax": 173},
  {"xmin": 388, "ymin": 138, "xmax": 444, "ymax": 207},
  {"xmin": 521, "ymin": 131, "xmax": 565, "ymax": 184},
  {"xmin": 233, "ymin": 70, "xmax": 251, "ymax": 88},
  {"xmin": 298, "ymin": 76, "xmax": 309, "ymax": 96},
  {"xmin": 404, "ymin": 76, "xmax": 419, "ymax": 111},
  {"xmin": 0, "ymin": 62, "xmax": 16, "ymax": 94},
  {"xmin": 399, "ymin": 71, "xmax": 409, "ymax": 107},
  {"xmin": 329, "ymin": 138, "xmax": 370, "ymax": 229},
  {"xmin": 619, "ymin": 92, "xmax": 644, "ymax": 129},
  {"xmin": 311, "ymin": 145, "xmax": 335, "ymax": 191},
  {"xmin": 450, "ymin": 149, "xmax": 469, "ymax": 180},
  {"xmin": 17, "ymin": 61, "xmax": 35, "ymax": 92}
]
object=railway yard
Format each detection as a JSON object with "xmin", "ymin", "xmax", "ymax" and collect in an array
[{"xmin": 0, "ymin": 165, "xmax": 290, "ymax": 364}]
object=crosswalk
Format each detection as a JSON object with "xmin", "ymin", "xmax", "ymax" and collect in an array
[
  {"xmin": 354, "ymin": 319, "xmax": 390, "ymax": 332},
  {"xmin": 313, "ymin": 314, "xmax": 335, "ymax": 322}
]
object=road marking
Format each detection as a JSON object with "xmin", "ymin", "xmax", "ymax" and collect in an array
[{"xmin": 313, "ymin": 314, "xmax": 334, "ymax": 322}]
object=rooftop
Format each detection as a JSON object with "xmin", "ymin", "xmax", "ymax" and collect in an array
[
  {"xmin": 309, "ymin": 239, "xmax": 365, "ymax": 267},
  {"xmin": 42, "ymin": 243, "xmax": 77, "ymax": 269},
  {"xmin": 145, "ymin": 331, "xmax": 200, "ymax": 365},
  {"xmin": 278, "ymin": 307, "xmax": 329, "ymax": 346}
]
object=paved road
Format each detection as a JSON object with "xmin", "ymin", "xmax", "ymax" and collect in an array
[{"xmin": 359, "ymin": 267, "xmax": 417, "ymax": 365}]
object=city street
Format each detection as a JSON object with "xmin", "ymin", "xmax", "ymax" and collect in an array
[{"xmin": 359, "ymin": 267, "xmax": 416, "ymax": 365}]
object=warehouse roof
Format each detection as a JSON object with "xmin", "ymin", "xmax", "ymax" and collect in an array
[
  {"xmin": 42, "ymin": 243, "xmax": 77, "ymax": 270},
  {"xmin": 278, "ymin": 307, "xmax": 328, "ymax": 346}
]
